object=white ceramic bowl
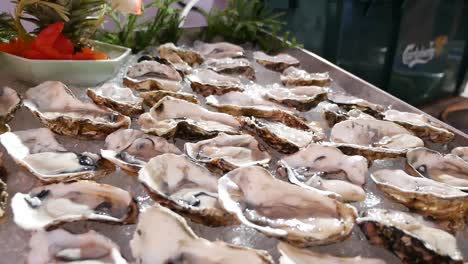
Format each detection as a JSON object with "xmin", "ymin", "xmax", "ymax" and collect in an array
[{"xmin": 0, "ymin": 40, "xmax": 131, "ymax": 86}]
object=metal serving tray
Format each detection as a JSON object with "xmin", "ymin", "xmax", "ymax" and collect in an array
[{"xmin": 0, "ymin": 36, "xmax": 466, "ymax": 263}]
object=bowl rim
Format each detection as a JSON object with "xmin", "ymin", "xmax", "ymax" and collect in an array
[{"xmin": 0, "ymin": 40, "xmax": 131, "ymax": 63}]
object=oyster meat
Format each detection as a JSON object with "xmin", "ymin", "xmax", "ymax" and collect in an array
[
  {"xmin": 139, "ymin": 153, "xmax": 236, "ymax": 226},
  {"xmin": 451, "ymin": 146, "xmax": 468, "ymax": 161},
  {"xmin": 87, "ymin": 83, "xmax": 143, "ymax": 116},
  {"xmin": 24, "ymin": 81, "xmax": 130, "ymax": 139},
  {"xmin": 218, "ymin": 166, "xmax": 357, "ymax": 247},
  {"xmin": 330, "ymin": 119, "xmax": 424, "ymax": 160},
  {"xmin": 101, "ymin": 129, "xmax": 181, "ymax": 173},
  {"xmin": 383, "ymin": 109, "xmax": 454, "ymax": 143},
  {"xmin": 240, "ymin": 117, "xmax": 323, "ymax": 154},
  {"xmin": 139, "ymin": 97, "xmax": 240, "ymax": 139},
  {"xmin": 277, "ymin": 143, "xmax": 368, "ymax": 202},
  {"xmin": 158, "ymin": 42, "xmax": 203, "ymax": 66},
  {"xmin": 406, "ymin": 147, "xmax": 468, "ymax": 190},
  {"xmin": 204, "ymin": 57, "xmax": 255, "ymax": 80},
  {"xmin": 280, "ymin": 66, "xmax": 331, "ymax": 87},
  {"xmin": 328, "ymin": 93, "xmax": 385, "ymax": 117},
  {"xmin": 371, "ymin": 169, "xmax": 468, "ymax": 225},
  {"xmin": 358, "ymin": 209, "xmax": 464, "ymax": 264},
  {"xmin": 185, "ymin": 133, "xmax": 271, "ymax": 173},
  {"xmin": 277, "ymin": 242, "xmax": 385, "ymax": 264},
  {"xmin": 194, "ymin": 41, "xmax": 245, "ymax": 59},
  {"xmin": 264, "ymin": 84, "xmax": 328, "ymax": 111},
  {"xmin": 131, "ymin": 205, "xmax": 273, "ymax": 264},
  {"xmin": 0, "ymin": 86, "xmax": 21, "ymax": 125},
  {"xmin": 139, "ymin": 90, "xmax": 199, "ymax": 106},
  {"xmin": 323, "ymin": 103, "xmax": 376, "ymax": 127},
  {"xmin": 12, "ymin": 180, "xmax": 138, "ymax": 230},
  {"xmin": 187, "ymin": 69, "xmax": 244, "ymax": 96},
  {"xmin": 28, "ymin": 229, "xmax": 127, "ymax": 264},
  {"xmin": 123, "ymin": 60, "xmax": 183, "ymax": 92},
  {"xmin": 253, "ymin": 51, "xmax": 300, "ymax": 72},
  {"xmin": 206, "ymin": 84, "xmax": 310, "ymax": 130},
  {"xmin": 0, "ymin": 128, "xmax": 109, "ymax": 182}
]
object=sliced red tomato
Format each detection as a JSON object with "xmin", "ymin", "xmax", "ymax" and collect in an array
[
  {"xmin": 53, "ymin": 34, "xmax": 74, "ymax": 55},
  {"xmin": 32, "ymin": 22, "xmax": 64, "ymax": 49}
]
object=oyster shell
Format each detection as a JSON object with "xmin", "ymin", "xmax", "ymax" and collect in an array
[
  {"xmin": 218, "ymin": 166, "xmax": 357, "ymax": 247},
  {"xmin": 138, "ymin": 153, "xmax": 237, "ymax": 226},
  {"xmin": 330, "ymin": 119, "xmax": 424, "ymax": 160},
  {"xmin": 358, "ymin": 209, "xmax": 464, "ymax": 264},
  {"xmin": 187, "ymin": 69, "xmax": 244, "ymax": 96},
  {"xmin": 130, "ymin": 205, "xmax": 273, "ymax": 264},
  {"xmin": 0, "ymin": 128, "xmax": 109, "ymax": 182},
  {"xmin": 204, "ymin": 57, "xmax": 255, "ymax": 80},
  {"xmin": 371, "ymin": 169, "xmax": 468, "ymax": 225},
  {"xmin": 264, "ymin": 84, "xmax": 328, "ymax": 111},
  {"xmin": 0, "ymin": 86, "xmax": 21, "ymax": 125},
  {"xmin": 323, "ymin": 103, "xmax": 376, "ymax": 127},
  {"xmin": 328, "ymin": 93, "xmax": 385, "ymax": 116},
  {"xmin": 28, "ymin": 229, "xmax": 127, "ymax": 264},
  {"xmin": 206, "ymin": 85, "xmax": 310, "ymax": 130},
  {"xmin": 253, "ymin": 51, "xmax": 300, "ymax": 72},
  {"xmin": 12, "ymin": 180, "xmax": 138, "ymax": 230},
  {"xmin": 277, "ymin": 143, "xmax": 368, "ymax": 202},
  {"xmin": 194, "ymin": 41, "xmax": 245, "ymax": 59},
  {"xmin": 277, "ymin": 242, "xmax": 385, "ymax": 264},
  {"xmin": 185, "ymin": 133, "xmax": 271, "ymax": 173},
  {"xmin": 280, "ymin": 66, "xmax": 331, "ymax": 87},
  {"xmin": 406, "ymin": 147, "xmax": 468, "ymax": 190},
  {"xmin": 123, "ymin": 60, "xmax": 183, "ymax": 92},
  {"xmin": 101, "ymin": 129, "xmax": 181, "ymax": 173},
  {"xmin": 451, "ymin": 147, "xmax": 468, "ymax": 161},
  {"xmin": 139, "ymin": 90, "xmax": 199, "ymax": 106},
  {"xmin": 139, "ymin": 97, "xmax": 240, "ymax": 139},
  {"xmin": 87, "ymin": 83, "xmax": 143, "ymax": 116},
  {"xmin": 240, "ymin": 117, "xmax": 323, "ymax": 154},
  {"xmin": 24, "ymin": 81, "xmax": 130, "ymax": 139},
  {"xmin": 383, "ymin": 109, "xmax": 454, "ymax": 143},
  {"xmin": 158, "ymin": 42, "xmax": 203, "ymax": 66},
  {"xmin": 0, "ymin": 178, "xmax": 6, "ymax": 219}
]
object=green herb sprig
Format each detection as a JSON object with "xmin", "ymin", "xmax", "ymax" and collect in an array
[
  {"xmin": 97, "ymin": 0, "xmax": 183, "ymax": 53},
  {"xmin": 201, "ymin": 0, "xmax": 301, "ymax": 53},
  {"xmin": 0, "ymin": 13, "xmax": 17, "ymax": 42}
]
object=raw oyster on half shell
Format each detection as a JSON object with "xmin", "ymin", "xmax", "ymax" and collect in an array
[
  {"xmin": 218, "ymin": 166, "xmax": 357, "ymax": 247},
  {"xmin": 0, "ymin": 86, "xmax": 21, "ymax": 125},
  {"xmin": 139, "ymin": 97, "xmax": 240, "ymax": 140},
  {"xmin": 451, "ymin": 146, "xmax": 468, "ymax": 161},
  {"xmin": 322, "ymin": 102, "xmax": 376, "ymax": 127},
  {"xmin": 28, "ymin": 229, "xmax": 127, "ymax": 264},
  {"xmin": 139, "ymin": 90, "xmax": 199, "ymax": 106},
  {"xmin": 277, "ymin": 242, "xmax": 385, "ymax": 264},
  {"xmin": 194, "ymin": 41, "xmax": 245, "ymax": 59},
  {"xmin": 277, "ymin": 143, "xmax": 368, "ymax": 202},
  {"xmin": 138, "ymin": 153, "xmax": 237, "ymax": 226},
  {"xmin": 253, "ymin": 51, "xmax": 300, "ymax": 72},
  {"xmin": 87, "ymin": 83, "xmax": 143, "ymax": 116},
  {"xmin": 264, "ymin": 84, "xmax": 328, "ymax": 111},
  {"xmin": 204, "ymin": 57, "xmax": 255, "ymax": 80},
  {"xmin": 328, "ymin": 93, "xmax": 385, "ymax": 117},
  {"xmin": 0, "ymin": 128, "xmax": 109, "ymax": 182},
  {"xmin": 358, "ymin": 209, "xmax": 464, "ymax": 264},
  {"xmin": 330, "ymin": 119, "xmax": 424, "ymax": 160},
  {"xmin": 12, "ymin": 181, "xmax": 138, "ymax": 230},
  {"xmin": 158, "ymin": 42, "xmax": 203, "ymax": 66},
  {"xmin": 185, "ymin": 133, "xmax": 271, "ymax": 173},
  {"xmin": 187, "ymin": 69, "xmax": 244, "ymax": 96},
  {"xmin": 406, "ymin": 147, "xmax": 468, "ymax": 190},
  {"xmin": 240, "ymin": 117, "xmax": 323, "ymax": 154},
  {"xmin": 101, "ymin": 129, "xmax": 181, "ymax": 173},
  {"xmin": 206, "ymin": 85, "xmax": 309, "ymax": 130},
  {"xmin": 123, "ymin": 60, "xmax": 183, "ymax": 92},
  {"xmin": 371, "ymin": 169, "xmax": 468, "ymax": 226},
  {"xmin": 280, "ymin": 66, "xmax": 331, "ymax": 87},
  {"xmin": 383, "ymin": 109, "xmax": 454, "ymax": 143},
  {"xmin": 24, "ymin": 81, "xmax": 130, "ymax": 139},
  {"xmin": 130, "ymin": 205, "xmax": 273, "ymax": 264}
]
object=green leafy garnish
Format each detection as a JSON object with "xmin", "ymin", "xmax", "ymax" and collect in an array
[
  {"xmin": 201, "ymin": 0, "xmax": 301, "ymax": 53},
  {"xmin": 96, "ymin": 0, "xmax": 183, "ymax": 53},
  {"xmin": 0, "ymin": 13, "xmax": 17, "ymax": 42}
]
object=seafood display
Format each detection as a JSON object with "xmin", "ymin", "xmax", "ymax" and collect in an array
[{"xmin": 0, "ymin": 41, "xmax": 466, "ymax": 264}]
